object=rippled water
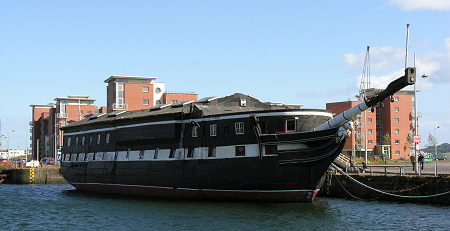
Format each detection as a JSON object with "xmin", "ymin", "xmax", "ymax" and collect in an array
[{"xmin": 0, "ymin": 184, "xmax": 449, "ymax": 230}]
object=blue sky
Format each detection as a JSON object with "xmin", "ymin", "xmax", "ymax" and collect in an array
[{"xmin": 1, "ymin": 0, "xmax": 449, "ymax": 150}]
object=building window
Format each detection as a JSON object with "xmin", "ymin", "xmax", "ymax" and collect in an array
[
  {"xmin": 76, "ymin": 137, "xmax": 79, "ymax": 145},
  {"xmin": 210, "ymin": 124, "xmax": 217, "ymax": 136},
  {"xmin": 395, "ymin": 107, "xmax": 399, "ymax": 112},
  {"xmin": 285, "ymin": 119, "xmax": 296, "ymax": 133},
  {"xmin": 368, "ymin": 118, "xmax": 372, "ymax": 123},
  {"xmin": 87, "ymin": 110, "xmax": 92, "ymax": 115},
  {"xmin": 368, "ymin": 140, "xmax": 373, "ymax": 144},
  {"xmin": 395, "ymin": 118, "xmax": 399, "ymax": 123},
  {"xmin": 235, "ymin": 122, "xmax": 244, "ymax": 134},
  {"xmin": 187, "ymin": 148, "xmax": 194, "ymax": 158},
  {"xmin": 155, "ymin": 87, "xmax": 161, "ymax": 94},
  {"xmin": 169, "ymin": 149, "xmax": 176, "ymax": 158},
  {"xmin": 368, "ymin": 129, "xmax": 373, "ymax": 134},
  {"xmin": 154, "ymin": 148, "xmax": 159, "ymax": 159},
  {"xmin": 97, "ymin": 134, "xmax": 101, "ymax": 144},
  {"xmin": 78, "ymin": 110, "xmax": 83, "ymax": 115},
  {"xmin": 89, "ymin": 135, "xmax": 93, "ymax": 144},
  {"xmin": 395, "ymin": 129, "xmax": 399, "ymax": 134},
  {"xmin": 143, "ymin": 86, "xmax": 149, "ymax": 93},
  {"xmin": 143, "ymin": 99, "xmax": 149, "ymax": 105},
  {"xmin": 172, "ymin": 100, "xmax": 178, "ymax": 104},
  {"xmin": 61, "ymin": 119, "xmax": 67, "ymax": 126},
  {"xmin": 395, "ymin": 139, "xmax": 400, "ymax": 144},
  {"xmin": 106, "ymin": 133, "xmax": 110, "ymax": 144},
  {"xmin": 394, "ymin": 96, "xmax": 399, "ymax": 102},
  {"xmin": 156, "ymin": 100, "xmax": 162, "ymax": 105},
  {"xmin": 265, "ymin": 145, "xmax": 277, "ymax": 155},
  {"xmin": 395, "ymin": 150, "xmax": 400, "ymax": 155},
  {"xmin": 67, "ymin": 137, "xmax": 71, "ymax": 146},
  {"xmin": 235, "ymin": 146, "xmax": 246, "ymax": 156},
  {"xmin": 192, "ymin": 126, "xmax": 198, "ymax": 137},
  {"xmin": 356, "ymin": 129, "xmax": 361, "ymax": 134},
  {"xmin": 139, "ymin": 150, "xmax": 144, "ymax": 159},
  {"xmin": 208, "ymin": 146, "xmax": 216, "ymax": 157},
  {"xmin": 82, "ymin": 136, "xmax": 85, "ymax": 146}
]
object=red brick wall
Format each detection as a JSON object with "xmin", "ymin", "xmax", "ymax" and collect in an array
[
  {"xmin": 383, "ymin": 94, "xmax": 413, "ymax": 159},
  {"xmin": 107, "ymin": 83, "xmax": 115, "ymax": 113},
  {"xmin": 163, "ymin": 93, "xmax": 198, "ymax": 104},
  {"xmin": 326, "ymin": 101, "xmax": 377, "ymax": 155},
  {"xmin": 124, "ymin": 83, "xmax": 154, "ymax": 111},
  {"xmin": 65, "ymin": 104, "xmax": 97, "ymax": 122}
]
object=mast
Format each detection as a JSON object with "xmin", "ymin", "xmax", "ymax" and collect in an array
[{"xmin": 359, "ymin": 46, "xmax": 370, "ymax": 165}]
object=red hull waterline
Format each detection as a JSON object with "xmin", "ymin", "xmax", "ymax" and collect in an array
[{"xmin": 72, "ymin": 183, "xmax": 321, "ymax": 202}]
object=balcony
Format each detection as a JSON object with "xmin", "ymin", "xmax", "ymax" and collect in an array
[
  {"xmin": 112, "ymin": 103, "xmax": 128, "ymax": 110},
  {"xmin": 57, "ymin": 113, "xmax": 68, "ymax": 118}
]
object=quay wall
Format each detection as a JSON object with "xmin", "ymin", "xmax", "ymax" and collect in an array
[
  {"xmin": 319, "ymin": 173, "xmax": 450, "ymax": 204},
  {"xmin": 2, "ymin": 167, "xmax": 67, "ymax": 184}
]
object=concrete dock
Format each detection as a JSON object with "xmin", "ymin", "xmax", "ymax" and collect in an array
[
  {"xmin": 319, "ymin": 162, "xmax": 450, "ymax": 205},
  {"xmin": 1, "ymin": 166, "xmax": 67, "ymax": 184}
]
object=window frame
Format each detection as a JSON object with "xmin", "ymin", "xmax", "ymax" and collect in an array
[
  {"xmin": 235, "ymin": 145, "xmax": 246, "ymax": 156},
  {"xmin": 210, "ymin": 124, "xmax": 217, "ymax": 136},
  {"xmin": 143, "ymin": 99, "xmax": 149, "ymax": 106},
  {"xmin": 208, "ymin": 146, "xmax": 216, "ymax": 157},
  {"xmin": 143, "ymin": 86, "xmax": 149, "ymax": 93},
  {"xmin": 285, "ymin": 119, "xmax": 297, "ymax": 133},
  {"xmin": 192, "ymin": 126, "xmax": 199, "ymax": 137},
  {"xmin": 235, "ymin": 122, "xmax": 245, "ymax": 135}
]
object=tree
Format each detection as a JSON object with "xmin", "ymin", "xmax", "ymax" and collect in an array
[
  {"xmin": 405, "ymin": 133, "xmax": 414, "ymax": 152},
  {"xmin": 383, "ymin": 132, "xmax": 391, "ymax": 145},
  {"xmin": 427, "ymin": 133, "xmax": 437, "ymax": 149}
]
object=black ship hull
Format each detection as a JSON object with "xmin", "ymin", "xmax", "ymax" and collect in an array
[{"xmin": 61, "ymin": 128, "xmax": 346, "ymax": 202}]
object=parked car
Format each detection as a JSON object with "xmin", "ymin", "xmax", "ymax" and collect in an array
[
  {"xmin": 434, "ymin": 156, "xmax": 448, "ymax": 161},
  {"xmin": 40, "ymin": 157, "xmax": 54, "ymax": 165},
  {"xmin": 26, "ymin": 160, "xmax": 40, "ymax": 167}
]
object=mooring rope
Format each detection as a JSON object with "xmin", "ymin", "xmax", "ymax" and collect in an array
[{"xmin": 331, "ymin": 163, "xmax": 450, "ymax": 199}]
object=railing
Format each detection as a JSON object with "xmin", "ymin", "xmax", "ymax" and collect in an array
[
  {"xmin": 56, "ymin": 113, "xmax": 68, "ymax": 118},
  {"xmin": 112, "ymin": 103, "xmax": 128, "ymax": 110},
  {"xmin": 344, "ymin": 162, "xmax": 444, "ymax": 177}
]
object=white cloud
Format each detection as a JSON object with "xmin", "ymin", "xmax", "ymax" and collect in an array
[
  {"xmin": 389, "ymin": 0, "xmax": 450, "ymax": 11},
  {"xmin": 346, "ymin": 38, "xmax": 450, "ymax": 91},
  {"xmin": 344, "ymin": 46, "xmax": 404, "ymax": 71}
]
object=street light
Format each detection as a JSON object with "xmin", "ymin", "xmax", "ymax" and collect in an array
[
  {"xmin": 434, "ymin": 122, "xmax": 439, "ymax": 157},
  {"xmin": 412, "ymin": 63, "xmax": 429, "ymax": 173}
]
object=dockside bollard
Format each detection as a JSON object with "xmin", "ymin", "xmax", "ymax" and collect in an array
[{"xmin": 435, "ymin": 162, "xmax": 438, "ymax": 176}]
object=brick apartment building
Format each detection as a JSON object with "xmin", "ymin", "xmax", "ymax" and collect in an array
[
  {"xmin": 30, "ymin": 96, "xmax": 97, "ymax": 160},
  {"xmin": 31, "ymin": 76, "xmax": 197, "ymax": 161},
  {"xmin": 105, "ymin": 76, "xmax": 197, "ymax": 112},
  {"xmin": 326, "ymin": 89, "xmax": 414, "ymax": 159}
]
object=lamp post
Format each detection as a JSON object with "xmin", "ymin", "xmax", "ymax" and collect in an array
[
  {"xmin": 434, "ymin": 122, "xmax": 439, "ymax": 157},
  {"xmin": 413, "ymin": 52, "xmax": 428, "ymax": 173}
]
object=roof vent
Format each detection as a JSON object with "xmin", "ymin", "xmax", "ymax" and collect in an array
[
  {"xmin": 107, "ymin": 111, "xmax": 126, "ymax": 117},
  {"xmin": 150, "ymin": 104, "xmax": 170, "ymax": 111},
  {"xmin": 88, "ymin": 113, "xmax": 106, "ymax": 120},
  {"xmin": 171, "ymin": 101, "xmax": 193, "ymax": 108},
  {"xmin": 240, "ymin": 99, "xmax": 247, "ymax": 107},
  {"xmin": 198, "ymin": 96, "xmax": 219, "ymax": 103}
]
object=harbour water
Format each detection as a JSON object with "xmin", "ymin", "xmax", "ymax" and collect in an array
[{"xmin": 0, "ymin": 184, "xmax": 449, "ymax": 231}]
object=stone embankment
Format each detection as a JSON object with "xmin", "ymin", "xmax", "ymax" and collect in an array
[
  {"xmin": 2, "ymin": 166, "xmax": 67, "ymax": 184},
  {"xmin": 319, "ymin": 173, "xmax": 450, "ymax": 205}
]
